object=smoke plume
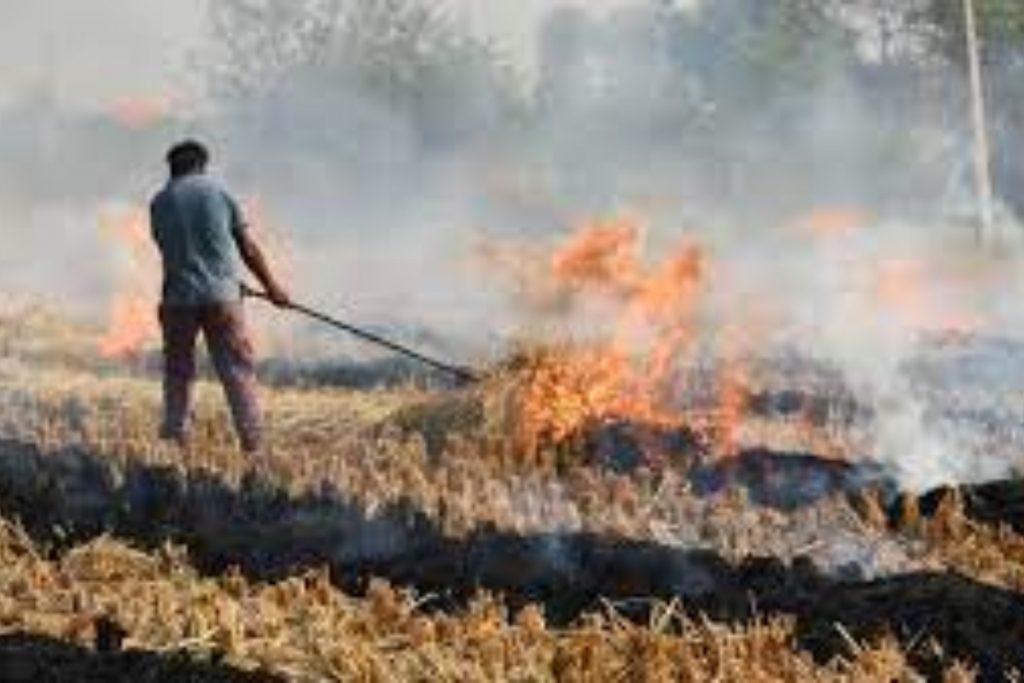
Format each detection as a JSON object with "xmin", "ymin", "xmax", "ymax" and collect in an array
[{"xmin": 3, "ymin": 0, "xmax": 1024, "ymax": 489}]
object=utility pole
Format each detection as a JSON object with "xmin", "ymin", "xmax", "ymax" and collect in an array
[{"xmin": 963, "ymin": 0, "xmax": 995, "ymax": 244}]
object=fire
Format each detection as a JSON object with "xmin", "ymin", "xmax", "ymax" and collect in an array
[
  {"xmin": 101, "ymin": 296, "xmax": 156, "ymax": 358},
  {"xmin": 712, "ymin": 325, "xmax": 749, "ymax": 459},
  {"xmin": 499, "ymin": 206, "xmax": 1006, "ymax": 471},
  {"xmin": 793, "ymin": 205, "xmax": 987, "ymax": 336},
  {"xmin": 550, "ymin": 217, "xmax": 641, "ymax": 294},
  {"xmin": 515, "ymin": 345, "xmax": 639, "ymax": 455},
  {"xmin": 107, "ymin": 94, "xmax": 175, "ymax": 130},
  {"xmin": 96, "ymin": 196, "xmax": 294, "ymax": 360},
  {"xmin": 799, "ymin": 207, "xmax": 868, "ymax": 239},
  {"xmin": 872, "ymin": 256, "xmax": 987, "ymax": 336},
  {"xmin": 873, "ymin": 258, "xmax": 930, "ymax": 325},
  {"xmin": 512, "ymin": 215, "xmax": 744, "ymax": 460},
  {"xmin": 99, "ymin": 208, "xmax": 159, "ymax": 358}
]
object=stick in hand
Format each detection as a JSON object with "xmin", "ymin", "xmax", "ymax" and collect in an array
[{"xmin": 241, "ymin": 283, "xmax": 479, "ymax": 384}]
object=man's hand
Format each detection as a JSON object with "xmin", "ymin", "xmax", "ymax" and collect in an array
[
  {"xmin": 266, "ymin": 283, "xmax": 292, "ymax": 308},
  {"xmin": 235, "ymin": 231, "xmax": 291, "ymax": 309}
]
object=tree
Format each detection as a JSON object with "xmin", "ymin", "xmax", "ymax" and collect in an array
[
  {"xmin": 205, "ymin": 0, "xmax": 341, "ymax": 102},
  {"xmin": 661, "ymin": 0, "xmax": 860, "ymax": 131},
  {"xmin": 909, "ymin": 0, "xmax": 1024, "ymax": 66},
  {"xmin": 203, "ymin": 0, "xmax": 522, "ymax": 147},
  {"xmin": 908, "ymin": 0, "xmax": 1024, "ymax": 218}
]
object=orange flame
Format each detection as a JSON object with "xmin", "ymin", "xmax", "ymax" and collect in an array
[
  {"xmin": 96, "ymin": 196, "xmax": 295, "ymax": 359},
  {"xmin": 514, "ymin": 215, "xmax": 735, "ymax": 459},
  {"xmin": 799, "ymin": 207, "xmax": 868, "ymax": 239},
  {"xmin": 99, "ymin": 209, "xmax": 159, "ymax": 357},
  {"xmin": 872, "ymin": 257, "xmax": 986, "ymax": 335},
  {"xmin": 107, "ymin": 94, "xmax": 174, "ymax": 130},
  {"xmin": 711, "ymin": 324, "xmax": 749, "ymax": 459},
  {"xmin": 551, "ymin": 217, "xmax": 641, "ymax": 295},
  {"xmin": 503, "ymin": 205, "xmax": 1006, "ymax": 467}
]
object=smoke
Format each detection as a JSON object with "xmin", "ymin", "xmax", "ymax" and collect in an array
[
  {"xmin": 759, "ymin": 220, "xmax": 1020, "ymax": 492},
  {"xmin": 3, "ymin": 0, "xmax": 1024, "ymax": 490}
]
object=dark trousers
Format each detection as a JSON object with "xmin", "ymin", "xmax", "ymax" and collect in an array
[{"xmin": 158, "ymin": 302, "xmax": 262, "ymax": 452}]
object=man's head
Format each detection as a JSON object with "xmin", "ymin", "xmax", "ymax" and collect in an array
[{"xmin": 166, "ymin": 140, "xmax": 209, "ymax": 178}]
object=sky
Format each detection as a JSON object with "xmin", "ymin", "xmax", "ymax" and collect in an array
[
  {"xmin": 0, "ymin": 0, "xmax": 205, "ymax": 107},
  {"xmin": 0, "ymin": 0, "xmax": 643, "ymax": 110}
]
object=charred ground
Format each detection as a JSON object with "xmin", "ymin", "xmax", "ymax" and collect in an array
[{"xmin": 1, "ymin": 309, "xmax": 1024, "ymax": 679}]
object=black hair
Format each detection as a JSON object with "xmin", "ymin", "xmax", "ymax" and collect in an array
[{"xmin": 166, "ymin": 140, "xmax": 209, "ymax": 177}]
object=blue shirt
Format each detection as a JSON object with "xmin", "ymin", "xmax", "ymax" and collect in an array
[{"xmin": 150, "ymin": 174, "xmax": 247, "ymax": 306}]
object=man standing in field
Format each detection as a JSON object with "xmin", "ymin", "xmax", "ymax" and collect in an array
[{"xmin": 150, "ymin": 140, "xmax": 290, "ymax": 454}]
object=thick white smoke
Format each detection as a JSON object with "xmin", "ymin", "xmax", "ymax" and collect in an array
[{"xmin": 3, "ymin": 0, "xmax": 1024, "ymax": 491}]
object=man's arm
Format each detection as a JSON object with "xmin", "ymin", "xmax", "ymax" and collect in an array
[{"xmin": 235, "ymin": 230, "xmax": 291, "ymax": 307}]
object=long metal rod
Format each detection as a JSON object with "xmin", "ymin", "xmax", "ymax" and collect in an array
[
  {"xmin": 243, "ymin": 287, "xmax": 478, "ymax": 383},
  {"xmin": 963, "ymin": 0, "xmax": 995, "ymax": 244}
]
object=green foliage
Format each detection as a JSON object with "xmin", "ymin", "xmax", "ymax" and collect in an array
[{"xmin": 911, "ymin": 0, "xmax": 1024, "ymax": 65}]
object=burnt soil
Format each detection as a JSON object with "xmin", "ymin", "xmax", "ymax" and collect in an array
[
  {"xmin": 0, "ymin": 438, "xmax": 1022, "ymax": 678},
  {"xmin": 0, "ymin": 630, "xmax": 281, "ymax": 683}
]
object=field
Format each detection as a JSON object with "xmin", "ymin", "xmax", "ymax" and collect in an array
[{"xmin": 1, "ymin": 302, "xmax": 1023, "ymax": 681}]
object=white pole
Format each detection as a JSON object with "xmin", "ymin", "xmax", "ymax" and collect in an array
[{"xmin": 963, "ymin": 0, "xmax": 995, "ymax": 243}]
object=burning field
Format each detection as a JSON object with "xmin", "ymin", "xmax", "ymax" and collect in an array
[
  {"xmin": 10, "ymin": 0, "xmax": 1024, "ymax": 679},
  {"xmin": 2, "ymin": 212, "xmax": 1024, "ymax": 681}
]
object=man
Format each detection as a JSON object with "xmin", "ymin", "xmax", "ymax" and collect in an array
[{"xmin": 150, "ymin": 140, "xmax": 290, "ymax": 453}]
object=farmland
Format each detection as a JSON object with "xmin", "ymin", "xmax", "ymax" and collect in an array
[
  {"xmin": 8, "ymin": 0, "xmax": 1024, "ymax": 679},
  {"xmin": 1, "ymin": 302, "xmax": 1024, "ymax": 681}
]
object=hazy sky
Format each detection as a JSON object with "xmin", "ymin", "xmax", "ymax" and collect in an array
[
  {"xmin": 0, "ymin": 0, "xmax": 641, "ymax": 109},
  {"xmin": 0, "ymin": 0, "xmax": 205, "ymax": 106}
]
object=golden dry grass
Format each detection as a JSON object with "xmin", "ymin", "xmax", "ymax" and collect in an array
[
  {"xmin": 0, "ymin": 514, "xmax": 966, "ymax": 682},
  {"xmin": 0, "ymin": 306, "xmax": 1013, "ymax": 680},
  {"xmin": 0, "ymin": 361, "xmax": 930, "ymax": 572}
]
